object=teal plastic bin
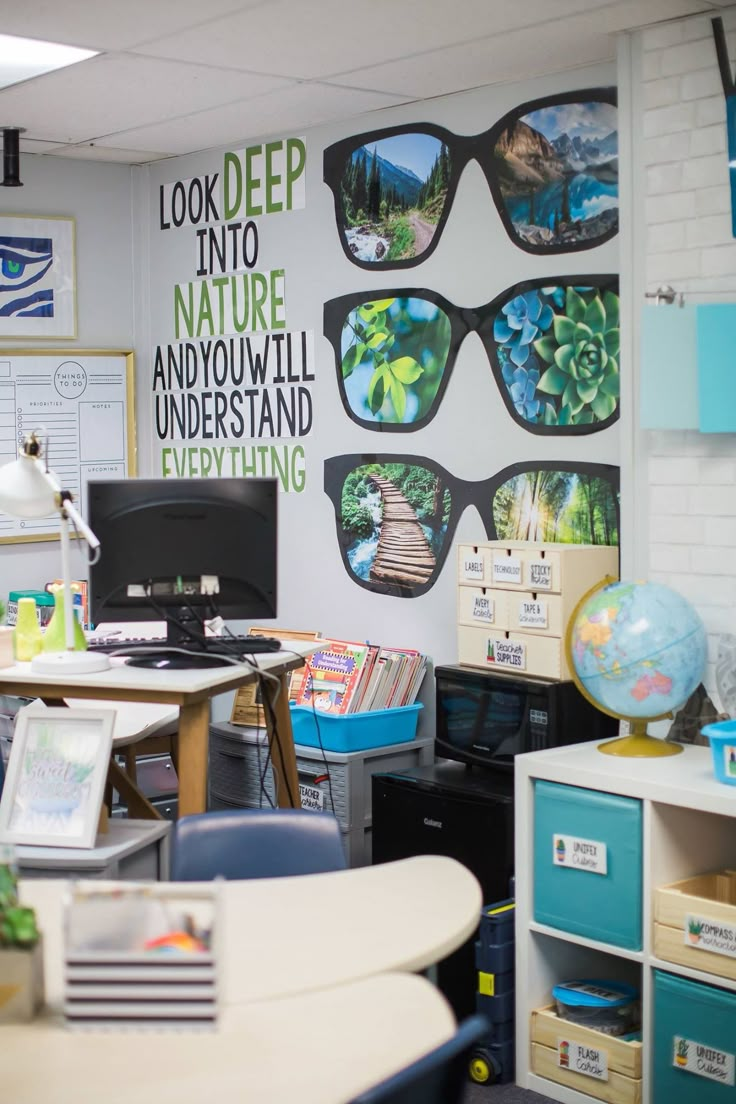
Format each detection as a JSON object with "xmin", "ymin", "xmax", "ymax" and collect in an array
[
  {"xmin": 702, "ymin": 719, "xmax": 736, "ymax": 786},
  {"xmin": 288, "ymin": 703, "xmax": 422, "ymax": 752},
  {"xmin": 654, "ymin": 970, "xmax": 736, "ymax": 1100},
  {"xmin": 533, "ymin": 780, "xmax": 643, "ymax": 950}
]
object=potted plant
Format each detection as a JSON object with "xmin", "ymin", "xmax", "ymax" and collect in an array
[{"xmin": 0, "ymin": 851, "xmax": 44, "ymax": 1022}]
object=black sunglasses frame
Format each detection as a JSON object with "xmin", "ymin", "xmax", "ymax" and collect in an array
[
  {"xmin": 324, "ymin": 453, "xmax": 620, "ymax": 598},
  {"xmin": 324, "ymin": 274, "xmax": 619, "ymax": 436},
  {"xmin": 323, "ymin": 87, "xmax": 618, "ymax": 270}
]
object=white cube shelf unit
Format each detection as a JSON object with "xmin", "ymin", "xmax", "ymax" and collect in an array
[{"xmin": 515, "ymin": 740, "xmax": 736, "ymax": 1104}]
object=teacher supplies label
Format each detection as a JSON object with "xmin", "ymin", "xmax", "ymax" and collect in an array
[
  {"xmin": 298, "ymin": 783, "xmax": 325, "ymax": 811},
  {"xmin": 462, "ymin": 554, "xmax": 485, "ymax": 581},
  {"xmin": 684, "ymin": 913, "xmax": 736, "ymax": 957},
  {"xmin": 673, "ymin": 1037, "xmax": 735, "ymax": 1086},
  {"xmin": 558, "ymin": 1039, "xmax": 609, "ymax": 1082},
  {"xmin": 472, "ymin": 595, "xmax": 494, "ymax": 623},
  {"xmin": 529, "ymin": 560, "xmax": 553, "ymax": 589},
  {"xmin": 486, "ymin": 639, "xmax": 526, "ymax": 670},
  {"xmin": 517, "ymin": 599, "xmax": 548, "ymax": 628},
  {"xmin": 553, "ymin": 833, "xmax": 608, "ymax": 875},
  {"xmin": 492, "ymin": 556, "xmax": 522, "ymax": 585}
]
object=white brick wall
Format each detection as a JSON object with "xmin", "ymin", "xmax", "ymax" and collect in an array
[{"xmin": 641, "ymin": 11, "xmax": 736, "ymax": 702}]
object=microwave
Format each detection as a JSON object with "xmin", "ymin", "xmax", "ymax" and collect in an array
[{"xmin": 434, "ymin": 664, "xmax": 617, "ymax": 772}]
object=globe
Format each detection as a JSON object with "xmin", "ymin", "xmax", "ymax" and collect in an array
[{"xmin": 565, "ymin": 579, "xmax": 708, "ymax": 757}]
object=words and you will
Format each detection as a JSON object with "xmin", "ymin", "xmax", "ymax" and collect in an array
[{"xmin": 155, "ymin": 136, "xmax": 311, "ymax": 492}]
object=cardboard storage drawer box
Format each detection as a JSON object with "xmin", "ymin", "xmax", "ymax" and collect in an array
[
  {"xmin": 653, "ymin": 970, "xmax": 736, "ymax": 1101},
  {"xmin": 534, "ymin": 780, "xmax": 643, "ymax": 950},
  {"xmin": 531, "ymin": 1005, "xmax": 642, "ymax": 1104},
  {"xmin": 654, "ymin": 870, "xmax": 736, "ymax": 982},
  {"xmin": 457, "ymin": 623, "xmax": 569, "ymax": 680},
  {"xmin": 457, "ymin": 541, "xmax": 618, "ymax": 594},
  {"xmin": 457, "ymin": 586, "xmax": 510, "ymax": 630}
]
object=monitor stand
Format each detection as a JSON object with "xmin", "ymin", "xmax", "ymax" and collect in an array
[{"xmin": 124, "ymin": 607, "xmax": 237, "ymax": 670}]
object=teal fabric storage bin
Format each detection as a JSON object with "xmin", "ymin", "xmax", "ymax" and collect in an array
[
  {"xmin": 533, "ymin": 780, "xmax": 643, "ymax": 949},
  {"xmin": 654, "ymin": 970, "xmax": 736, "ymax": 1100}
]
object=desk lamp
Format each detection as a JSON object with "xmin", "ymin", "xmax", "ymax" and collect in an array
[{"xmin": 0, "ymin": 431, "xmax": 110, "ymax": 674}]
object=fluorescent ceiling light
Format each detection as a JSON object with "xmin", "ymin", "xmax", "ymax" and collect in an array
[{"xmin": 0, "ymin": 33, "xmax": 97, "ymax": 92}]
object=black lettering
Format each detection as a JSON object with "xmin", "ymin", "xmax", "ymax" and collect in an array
[
  {"xmin": 172, "ymin": 181, "xmax": 186, "ymax": 227},
  {"xmin": 204, "ymin": 173, "xmax": 220, "ymax": 221},
  {"xmin": 159, "ymin": 185, "xmax": 171, "ymax": 230}
]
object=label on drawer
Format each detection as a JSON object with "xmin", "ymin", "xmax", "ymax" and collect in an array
[
  {"xmin": 673, "ymin": 1037, "xmax": 735, "ymax": 1086},
  {"xmin": 557, "ymin": 1039, "xmax": 609, "ymax": 1082},
  {"xmin": 299, "ymin": 783, "xmax": 325, "ymax": 811},
  {"xmin": 462, "ymin": 554, "xmax": 485, "ymax": 581},
  {"xmin": 552, "ymin": 833, "xmax": 607, "ymax": 875},
  {"xmin": 684, "ymin": 913, "xmax": 736, "ymax": 958},
  {"xmin": 472, "ymin": 594, "xmax": 494, "ymax": 623},
  {"xmin": 529, "ymin": 560, "xmax": 553, "ymax": 590},
  {"xmin": 486, "ymin": 638, "xmax": 526, "ymax": 670},
  {"xmin": 517, "ymin": 599, "xmax": 548, "ymax": 628},
  {"xmin": 492, "ymin": 556, "xmax": 522, "ymax": 584}
]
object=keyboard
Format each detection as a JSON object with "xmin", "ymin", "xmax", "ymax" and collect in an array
[{"xmin": 86, "ymin": 634, "xmax": 283, "ymax": 655}]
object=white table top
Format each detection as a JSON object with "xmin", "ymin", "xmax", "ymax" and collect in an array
[
  {"xmin": 0, "ymin": 639, "xmax": 319, "ymax": 703},
  {"xmin": 21, "ymin": 854, "xmax": 483, "ymax": 1007},
  {"xmin": 5, "ymin": 971, "xmax": 456, "ymax": 1104}
]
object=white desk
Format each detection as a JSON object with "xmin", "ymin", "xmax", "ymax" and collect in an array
[
  {"xmin": 21, "ymin": 854, "xmax": 483, "ymax": 1007},
  {"xmin": 5, "ymin": 972, "xmax": 456, "ymax": 1104},
  {"xmin": 0, "ymin": 641, "xmax": 318, "ymax": 816}
]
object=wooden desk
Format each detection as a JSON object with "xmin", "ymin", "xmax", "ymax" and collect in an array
[
  {"xmin": 0, "ymin": 641, "xmax": 318, "ymax": 817},
  {"xmin": 5, "ymin": 972, "xmax": 456, "ymax": 1104},
  {"xmin": 21, "ymin": 854, "xmax": 483, "ymax": 1007}
]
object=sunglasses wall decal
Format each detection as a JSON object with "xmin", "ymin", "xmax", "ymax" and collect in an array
[
  {"xmin": 324, "ymin": 455, "xmax": 620, "ymax": 598},
  {"xmin": 324, "ymin": 275, "xmax": 619, "ymax": 435},
  {"xmin": 323, "ymin": 89, "xmax": 618, "ymax": 269}
]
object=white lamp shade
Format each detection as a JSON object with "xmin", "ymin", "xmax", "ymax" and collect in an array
[{"xmin": 0, "ymin": 453, "xmax": 57, "ymax": 518}]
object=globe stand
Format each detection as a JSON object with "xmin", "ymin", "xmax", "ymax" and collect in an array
[{"xmin": 598, "ymin": 720, "xmax": 683, "ymax": 758}]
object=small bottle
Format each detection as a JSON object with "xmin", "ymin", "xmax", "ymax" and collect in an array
[
  {"xmin": 43, "ymin": 585, "xmax": 87, "ymax": 653},
  {"xmin": 13, "ymin": 597, "xmax": 43, "ymax": 661}
]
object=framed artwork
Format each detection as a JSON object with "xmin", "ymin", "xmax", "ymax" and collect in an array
[
  {"xmin": 0, "ymin": 705, "xmax": 115, "ymax": 848},
  {"xmin": 0, "ymin": 214, "xmax": 76, "ymax": 338}
]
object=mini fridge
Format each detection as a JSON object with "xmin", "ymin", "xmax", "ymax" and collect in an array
[{"xmin": 371, "ymin": 761, "xmax": 514, "ymax": 1019}]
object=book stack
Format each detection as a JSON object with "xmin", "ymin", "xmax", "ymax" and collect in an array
[
  {"xmin": 63, "ymin": 882, "xmax": 219, "ymax": 1030},
  {"xmin": 296, "ymin": 639, "xmax": 428, "ymax": 717}
]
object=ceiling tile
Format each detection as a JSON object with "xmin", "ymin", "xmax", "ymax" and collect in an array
[
  {"xmin": 0, "ymin": 53, "xmax": 291, "ymax": 144},
  {"xmin": 46, "ymin": 143, "xmax": 171, "ymax": 163},
  {"xmin": 331, "ymin": 20, "xmax": 615, "ymax": 99},
  {"xmin": 592, "ymin": 0, "xmax": 724, "ymax": 31},
  {"xmin": 134, "ymin": 0, "xmax": 620, "ymax": 80},
  {"xmin": 0, "ymin": 0, "xmax": 268, "ymax": 51},
  {"xmin": 92, "ymin": 83, "xmax": 410, "ymax": 155}
]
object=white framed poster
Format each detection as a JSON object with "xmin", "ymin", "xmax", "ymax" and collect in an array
[
  {"xmin": 0, "ymin": 705, "xmax": 114, "ymax": 848},
  {"xmin": 0, "ymin": 214, "xmax": 76, "ymax": 338}
]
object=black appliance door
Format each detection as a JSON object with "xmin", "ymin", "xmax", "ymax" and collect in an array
[{"xmin": 372, "ymin": 770, "xmax": 514, "ymax": 1020}]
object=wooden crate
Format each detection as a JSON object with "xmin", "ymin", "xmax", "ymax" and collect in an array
[
  {"xmin": 531, "ymin": 1005, "xmax": 642, "ymax": 1104},
  {"xmin": 229, "ymin": 627, "xmax": 319, "ymax": 727},
  {"xmin": 654, "ymin": 869, "xmax": 736, "ymax": 982}
]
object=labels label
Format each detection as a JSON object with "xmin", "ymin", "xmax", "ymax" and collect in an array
[
  {"xmin": 518, "ymin": 599, "xmax": 548, "ymax": 628},
  {"xmin": 492, "ymin": 556, "xmax": 522, "ymax": 585},
  {"xmin": 684, "ymin": 913, "xmax": 736, "ymax": 958},
  {"xmin": 530, "ymin": 560, "xmax": 553, "ymax": 589},
  {"xmin": 558, "ymin": 1039, "xmax": 609, "ymax": 1082},
  {"xmin": 472, "ymin": 594, "xmax": 494, "ymax": 623},
  {"xmin": 462, "ymin": 555, "xmax": 484, "ymax": 581},
  {"xmin": 673, "ymin": 1037, "xmax": 735, "ymax": 1086},
  {"xmin": 553, "ymin": 833, "xmax": 608, "ymax": 875},
  {"xmin": 486, "ymin": 638, "xmax": 526, "ymax": 670},
  {"xmin": 299, "ymin": 782, "xmax": 325, "ymax": 811}
]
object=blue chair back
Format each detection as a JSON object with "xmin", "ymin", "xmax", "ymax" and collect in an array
[
  {"xmin": 348, "ymin": 1014, "xmax": 490, "ymax": 1104},
  {"xmin": 171, "ymin": 808, "xmax": 347, "ymax": 881}
]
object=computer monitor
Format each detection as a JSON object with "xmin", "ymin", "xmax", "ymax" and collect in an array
[{"xmin": 88, "ymin": 477, "xmax": 277, "ymax": 668}]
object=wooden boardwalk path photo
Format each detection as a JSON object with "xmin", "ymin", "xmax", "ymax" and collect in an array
[{"xmin": 367, "ymin": 474, "xmax": 436, "ymax": 588}]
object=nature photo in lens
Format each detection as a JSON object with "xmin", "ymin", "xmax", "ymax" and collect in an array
[
  {"xmin": 493, "ymin": 98, "xmax": 618, "ymax": 250},
  {"xmin": 493, "ymin": 468, "xmax": 619, "ymax": 545},
  {"xmin": 340, "ymin": 296, "xmax": 452, "ymax": 427},
  {"xmin": 492, "ymin": 281, "xmax": 619, "ymax": 429},
  {"xmin": 339, "ymin": 463, "xmax": 451, "ymax": 591},
  {"xmin": 338, "ymin": 133, "xmax": 450, "ymax": 264}
]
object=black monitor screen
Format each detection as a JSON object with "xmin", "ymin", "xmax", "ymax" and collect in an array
[{"xmin": 88, "ymin": 477, "xmax": 277, "ymax": 634}]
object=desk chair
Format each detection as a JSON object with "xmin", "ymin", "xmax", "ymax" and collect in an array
[
  {"xmin": 171, "ymin": 808, "xmax": 347, "ymax": 880},
  {"xmin": 348, "ymin": 1014, "xmax": 489, "ymax": 1104}
]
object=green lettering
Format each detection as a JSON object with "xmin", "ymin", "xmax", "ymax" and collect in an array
[
  {"xmin": 223, "ymin": 151, "xmax": 241, "ymax": 220},
  {"xmin": 265, "ymin": 141, "xmax": 282, "ymax": 213},
  {"xmin": 252, "ymin": 272, "xmax": 269, "ymax": 331},
  {"xmin": 270, "ymin": 269, "xmax": 285, "ymax": 329},
  {"xmin": 286, "ymin": 138, "xmax": 306, "ymax": 209},
  {"xmin": 187, "ymin": 447, "xmax": 199, "ymax": 477},
  {"xmin": 212, "ymin": 276, "xmax": 229, "ymax": 334},
  {"xmin": 162, "ymin": 448, "xmax": 173, "ymax": 477},
  {"xmin": 174, "ymin": 283, "xmax": 194, "ymax": 339},
  {"xmin": 197, "ymin": 282, "xmax": 214, "ymax": 337},
  {"xmin": 245, "ymin": 146, "xmax": 262, "ymax": 216}
]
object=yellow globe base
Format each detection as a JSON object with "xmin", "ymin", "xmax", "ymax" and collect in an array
[{"xmin": 598, "ymin": 733, "xmax": 683, "ymax": 757}]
